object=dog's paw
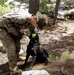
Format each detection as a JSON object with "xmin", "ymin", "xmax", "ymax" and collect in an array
[
  {"xmin": 44, "ymin": 61, "xmax": 48, "ymax": 66},
  {"xmin": 44, "ymin": 63, "xmax": 47, "ymax": 66},
  {"xmin": 29, "ymin": 67, "xmax": 32, "ymax": 70},
  {"xmin": 20, "ymin": 65, "xmax": 25, "ymax": 69}
]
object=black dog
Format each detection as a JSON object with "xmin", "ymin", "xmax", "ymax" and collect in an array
[{"xmin": 22, "ymin": 30, "xmax": 48, "ymax": 70}]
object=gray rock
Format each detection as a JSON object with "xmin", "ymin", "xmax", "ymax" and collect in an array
[
  {"xmin": 58, "ymin": 9, "xmax": 74, "ymax": 20},
  {"xmin": 22, "ymin": 70, "xmax": 50, "ymax": 75}
]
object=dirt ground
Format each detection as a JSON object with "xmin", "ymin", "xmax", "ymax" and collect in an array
[{"xmin": 0, "ymin": 20, "xmax": 74, "ymax": 75}]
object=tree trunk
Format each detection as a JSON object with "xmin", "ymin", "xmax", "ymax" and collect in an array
[
  {"xmin": 29, "ymin": 0, "xmax": 39, "ymax": 15},
  {"xmin": 53, "ymin": 0, "xmax": 60, "ymax": 25}
]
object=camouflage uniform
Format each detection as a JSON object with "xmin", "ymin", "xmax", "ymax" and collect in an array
[
  {"xmin": 0, "ymin": 29, "xmax": 17, "ymax": 70},
  {"xmin": 0, "ymin": 10, "xmax": 32, "ymax": 71}
]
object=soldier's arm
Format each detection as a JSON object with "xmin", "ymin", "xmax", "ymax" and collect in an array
[{"xmin": 0, "ymin": 17, "xmax": 5, "ymax": 28}]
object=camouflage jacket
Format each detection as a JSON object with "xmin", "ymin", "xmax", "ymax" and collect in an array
[
  {"xmin": 2, "ymin": 9, "xmax": 32, "ymax": 36},
  {"xmin": 0, "ymin": 16, "xmax": 4, "ymax": 28}
]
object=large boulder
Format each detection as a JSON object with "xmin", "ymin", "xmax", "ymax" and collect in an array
[
  {"xmin": 58, "ymin": 9, "xmax": 74, "ymax": 20},
  {"xmin": 22, "ymin": 70, "xmax": 50, "ymax": 75}
]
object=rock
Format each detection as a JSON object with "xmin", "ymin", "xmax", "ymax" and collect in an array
[
  {"xmin": 66, "ymin": 0, "xmax": 74, "ymax": 8},
  {"xmin": 64, "ymin": 9, "xmax": 74, "ymax": 19},
  {"xmin": 0, "ymin": 41, "xmax": 3, "ymax": 47},
  {"xmin": 58, "ymin": 9, "xmax": 74, "ymax": 20},
  {"xmin": 38, "ymin": 30, "xmax": 60, "ymax": 44},
  {"xmin": 22, "ymin": 70, "xmax": 50, "ymax": 75},
  {"xmin": 57, "ymin": 1, "xmax": 74, "ymax": 20}
]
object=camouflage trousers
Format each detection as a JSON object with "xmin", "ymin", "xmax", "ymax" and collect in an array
[{"xmin": 0, "ymin": 29, "xmax": 20, "ymax": 70}]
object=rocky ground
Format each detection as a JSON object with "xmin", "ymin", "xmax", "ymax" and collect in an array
[{"xmin": 0, "ymin": 20, "xmax": 74, "ymax": 75}]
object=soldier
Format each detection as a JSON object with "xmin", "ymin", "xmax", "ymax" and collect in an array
[
  {"xmin": 0, "ymin": 11, "xmax": 38, "ymax": 72},
  {"xmin": 0, "ymin": 18, "xmax": 22, "ymax": 72},
  {"xmin": 2, "ymin": 19, "xmax": 22, "ymax": 71}
]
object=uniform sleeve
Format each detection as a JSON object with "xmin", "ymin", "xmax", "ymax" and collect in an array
[
  {"xmin": 0, "ymin": 17, "xmax": 4, "ymax": 28},
  {"xmin": 3, "ymin": 18, "xmax": 19, "ymax": 36}
]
